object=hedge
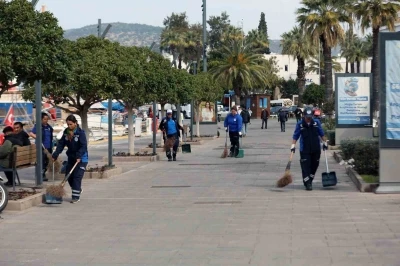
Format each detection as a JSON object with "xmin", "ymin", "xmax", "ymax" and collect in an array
[
  {"xmin": 341, "ymin": 138, "xmax": 379, "ymax": 176},
  {"xmin": 326, "ymin": 130, "xmax": 335, "ymax": 146}
]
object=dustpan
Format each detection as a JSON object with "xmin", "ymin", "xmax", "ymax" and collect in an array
[
  {"xmin": 181, "ymin": 133, "xmax": 191, "ymax": 153},
  {"xmin": 235, "ymin": 134, "xmax": 244, "ymax": 158},
  {"xmin": 322, "ymin": 149, "xmax": 337, "ymax": 187},
  {"xmin": 45, "ymin": 162, "xmax": 63, "ymax": 204}
]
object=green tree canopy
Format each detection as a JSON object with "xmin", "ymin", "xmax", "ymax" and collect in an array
[
  {"xmin": 302, "ymin": 83, "xmax": 325, "ymax": 106},
  {"xmin": 0, "ymin": 0, "xmax": 65, "ymax": 95}
]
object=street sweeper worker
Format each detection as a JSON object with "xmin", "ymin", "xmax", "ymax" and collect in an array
[
  {"xmin": 291, "ymin": 107, "xmax": 328, "ymax": 191},
  {"xmin": 159, "ymin": 109, "xmax": 184, "ymax": 161},
  {"xmin": 224, "ymin": 106, "xmax": 243, "ymax": 157},
  {"xmin": 52, "ymin": 115, "xmax": 88, "ymax": 203},
  {"xmin": 29, "ymin": 113, "xmax": 54, "ymax": 182}
]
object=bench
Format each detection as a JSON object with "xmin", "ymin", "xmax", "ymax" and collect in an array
[{"xmin": 0, "ymin": 145, "xmax": 37, "ymax": 186}]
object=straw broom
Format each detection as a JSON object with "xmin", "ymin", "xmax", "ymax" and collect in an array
[
  {"xmin": 276, "ymin": 151, "xmax": 294, "ymax": 188},
  {"xmin": 221, "ymin": 130, "xmax": 228, "ymax": 158},
  {"xmin": 46, "ymin": 162, "xmax": 79, "ymax": 198}
]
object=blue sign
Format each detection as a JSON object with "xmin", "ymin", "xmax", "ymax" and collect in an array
[
  {"xmin": 386, "ymin": 41, "xmax": 400, "ymax": 140},
  {"xmin": 337, "ymin": 76, "xmax": 371, "ymax": 125}
]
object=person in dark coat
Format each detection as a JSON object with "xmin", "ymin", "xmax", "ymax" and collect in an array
[
  {"xmin": 291, "ymin": 107, "xmax": 327, "ymax": 191},
  {"xmin": 13, "ymin": 122, "xmax": 31, "ymax": 146},
  {"xmin": 159, "ymin": 109, "xmax": 184, "ymax": 161},
  {"xmin": 278, "ymin": 109, "xmax": 288, "ymax": 132},
  {"xmin": 0, "ymin": 126, "xmax": 23, "ymax": 186},
  {"xmin": 294, "ymin": 107, "xmax": 303, "ymax": 123},
  {"xmin": 240, "ymin": 107, "xmax": 251, "ymax": 137},
  {"xmin": 52, "ymin": 115, "xmax": 88, "ymax": 203},
  {"xmin": 261, "ymin": 108, "xmax": 269, "ymax": 129}
]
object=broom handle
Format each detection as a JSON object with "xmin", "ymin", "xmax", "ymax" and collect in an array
[
  {"xmin": 52, "ymin": 162, "xmax": 55, "ymax": 184},
  {"xmin": 289, "ymin": 151, "xmax": 294, "ymax": 162},
  {"xmin": 324, "ymin": 149, "xmax": 329, "ymax": 173},
  {"xmin": 61, "ymin": 161, "xmax": 79, "ymax": 186}
]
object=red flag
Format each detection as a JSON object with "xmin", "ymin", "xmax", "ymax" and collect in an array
[{"xmin": 4, "ymin": 104, "xmax": 14, "ymax": 127}]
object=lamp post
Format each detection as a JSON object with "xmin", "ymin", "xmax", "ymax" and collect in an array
[
  {"xmin": 191, "ymin": 61, "xmax": 197, "ymax": 141},
  {"xmin": 202, "ymin": 0, "xmax": 207, "ymax": 72},
  {"xmin": 97, "ymin": 19, "xmax": 113, "ymax": 167}
]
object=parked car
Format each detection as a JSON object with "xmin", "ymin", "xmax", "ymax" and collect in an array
[{"xmin": 217, "ymin": 106, "xmax": 229, "ymax": 122}]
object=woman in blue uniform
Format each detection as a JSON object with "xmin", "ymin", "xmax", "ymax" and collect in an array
[{"xmin": 52, "ymin": 115, "xmax": 88, "ymax": 203}]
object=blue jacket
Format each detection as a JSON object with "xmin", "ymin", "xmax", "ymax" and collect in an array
[
  {"xmin": 224, "ymin": 113, "xmax": 243, "ymax": 132},
  {"xmin": 293, "ymin": 118, "xmax": 324, "ymax": 153},
  {"xmin": 31, "ymin": 124, "xmax": 53, "ymax": 149},
  {"xmin": 159, "ymin": 117, "xmax": 183, "ymax": 137},
  {"xmin": 52, "ymin": 127, "xmax": 88, "ymax": 163}
]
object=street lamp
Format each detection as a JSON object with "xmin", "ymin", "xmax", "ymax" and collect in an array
[
  {"xmin": 202, "ymin": 0, "xmax": 207, "ymax": 72},
  {"xmin": 97, "ymin": 19, "xmax": 114, "ymax": 167}
]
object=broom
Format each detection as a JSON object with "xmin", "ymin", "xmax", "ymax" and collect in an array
[
  {"xmin": 42, "ymin": 144, "xmax": 62, "ymax": 174},
  {"xmin": 46, "ymin": 161, "xmax": 79, "ymax": 198},
  {"xmin": 221, "ymin": 129, "xmax": 228, "ymax": 158},
  {"xmin": 276, "ymin": 151, "xmax": 294, "ymax": 188}
]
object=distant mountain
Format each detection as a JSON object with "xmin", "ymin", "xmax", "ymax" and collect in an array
[
  {"xmin": 64, "ymin": 23, "xmax": 342, "ymax": 56},
  {"xmin": 64, "ymin": 22, "xmax": 163, "ymax": 50}
]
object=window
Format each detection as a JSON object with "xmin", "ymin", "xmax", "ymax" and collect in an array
[{"xmin": 285, "ymin": 65, "xmax": 288, "ymax": 71}]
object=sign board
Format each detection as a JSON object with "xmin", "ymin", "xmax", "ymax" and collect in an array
[
  {"xmin": 335, "ymin": 73, "xmax": 372, "ymax": 128},
  {"xmin": 193, "ymin": 101, "xmax": 217, "ymax": 124},
  {"xmin": 380, "ymin": 33, "xmax": 400, "ymax": 148}
]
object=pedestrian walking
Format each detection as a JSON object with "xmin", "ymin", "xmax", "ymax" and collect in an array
[
  {"xmin": 240, "ymin": 107, "xmax": 251, "ymax": 137},
  {"xmin": 294, "ymin": 107, "xmax": 303, "ymax": 123},
  {"xmin": 224, "ymin": 106, "xmax": 243, "ymax": 157},
  {"xmin": 29, "ymin": 113, "xmax": 54, "ymax": 181},
  {"xmin": 278, "ymin": 109, "xmax": 287, "ymax": 132},
  {"xmin": 261, "ymin": 108, "xmax": 269, "ymax": 129},
  {"xmin": 291, "ymin": 107, "xmax": 327, "ymax": 191},
  {"xmin": 159, "ymin": 109, "xmax": 184, "ymax": 161},
  {"xmin": 52, "ymin": 115, "xmax": 88, "ymax": 203}
]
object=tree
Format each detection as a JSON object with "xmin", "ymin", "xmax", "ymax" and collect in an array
[
  {"xmin": 246, "ymin": 29, "xmax": 270, "ymax": 55},
  {"xmin": 297, "ymin": 0, "xmax": 351, "ymax": 100},
  {"xmin": 281, "ymin": 26, "xmax": 316, "ymax": 107},
  {"xmin": 207, "ymin": 11, "xmax": 231, "ymax": 50},
  {"xmin": 257, "ymin": 12, "xmax": 271, "ymax": 54},
  {"xmin": 22, "ymin": 36, "xmax": 121, "ymax": 135},
  {"xmin": 306, "ymin": 53, "xmax": 343, "ymax": 85},
  {"xmin": 0, "ymin": 0, "xmax": 65, "ymax": 96},
  {"xmin": 302, "ymin": 83, "xmax": 325, "ymax": 106},
  {"xmin": 209, "ymin": 39, "xmax": 268, "ymax": 105},
  {"xmin": 192, "ymin": 72, "xmax": 223, "ymax": 136},
  {"xmin": 354, "ymin": 0, "xmax": 400, "ymax": 114},
  {"xmin": 160, "ymin": 12, "xmax": 190, "ymax": 69},
  {"xmin": 280, "ymin": 78, "xmax": 299, "ymax": 99}
]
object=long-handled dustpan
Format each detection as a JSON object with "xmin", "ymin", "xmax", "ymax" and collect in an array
[
  {"xmin": 322, "ymin": 149, "xmax": 337, "ymax": 187},
  {"xmin": 181, "ymin": 132, "xmax": 191, "ymax": 153},
  {"xmin": 45, "ymin": 162, "xmax": 63, "ymax": 204}
]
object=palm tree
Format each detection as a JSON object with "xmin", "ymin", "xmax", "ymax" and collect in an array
[
  {"xmin": 281, "ymin": 26, "xmax": 316, "ymax": 107},
  {"xmin": 182, "ymin": 25, "xmax": 203, "ymax": 71},
  {"xmin": 306, "ymin": 53, "xmax": 343, "ymax": 84},
  {"xmin": 160, "ymin": 29, "xmax": 184, "ymax": 68},
  {"xmin": 209, "ymin": 39, "xmax": 268, "ymax": 105},
  {"xmin": 353, "ymin": 37, "xmax": 370, "ymax": 73},
  {"xmin": 353, "ymin": 0, "xmax": 400, "ymax": 114},
  {"xmin": 246, "ymin": 29, "xmax": 270, "ymax": 54},
  {"xmin": 341, "ymin": 31, "xmax": 358, "ymax": 73},
  {"xmin": 297, "ymin": 0, "xmax": 351, "ymax": 100}
]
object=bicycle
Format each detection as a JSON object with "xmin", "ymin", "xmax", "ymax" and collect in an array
[{"xmin": 0, "ymin": 181, "xmax": 9, "ymax": 213}]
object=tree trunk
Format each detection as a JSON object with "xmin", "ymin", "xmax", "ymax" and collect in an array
[
  {"xmin": 79, "ymin": 105, "xmax": 90, "ymax": 140},
  {"xmin": 178, "ymin": 55, "xmax": 182, "ymax": 69},
  {"xmin": 345, "ymin": 58, "xmax": 349, "ymax": 73},
  {"xmin": 127, "ymin": 105, "xmax": 135, "ymax": 154},
  {"xmin": 372, "ymin": 27, "xmax": 380, "ymax": 116},
  {"xmin": 356, "ymin": 59, "xmax": 361, "ymax": 73},
  {"xmin": 232, "ymin": 78, "xmax": 242, "ymax": 107},
  {"xmin": 351, "ymin": 62, "xmax": 355, "ymax": 73},
  {"xmin": 297, "ymin": 56, "xmax": 306, "ymax": 107},
  {"xmin": 196, "ymin": 103, "xmax": 201, "ymax": 137},
  {"xmin": 321, "ymin": 36, "xmax": 333, "ymax": 100}
]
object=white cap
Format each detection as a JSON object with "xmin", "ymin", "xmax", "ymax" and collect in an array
[{"xmin": 167, "ymin": 109, "xmax": 172, "ymax": 114}]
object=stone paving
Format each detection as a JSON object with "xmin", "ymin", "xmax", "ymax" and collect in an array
[{"xmin": 1, "ymin": 119, "xmax": 400, "ymax": 266}]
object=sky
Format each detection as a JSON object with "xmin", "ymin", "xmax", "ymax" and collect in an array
[{"xmin": 37, "ymin": 0, "xmax": 303, "ymax": 39}]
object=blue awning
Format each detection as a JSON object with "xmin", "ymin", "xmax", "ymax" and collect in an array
[{"xmin": 101, "ymin": 101, "xmax": 125, "ymax": 112}]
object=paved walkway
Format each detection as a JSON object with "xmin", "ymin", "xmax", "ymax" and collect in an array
[{"xmin": 1, "ymin": 119, "xmax": 400, "ymax": 266}]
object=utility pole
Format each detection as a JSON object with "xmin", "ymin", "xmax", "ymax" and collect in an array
[
  {"xmin": 202, "ymin": 0, "xmax": 207, "ymax": 72},
  {"xmin": 191, "ymin": 62, "xmax": 197, "ymax": 141},
  {"xmin": 97, "ymin": 19, "xmax": 113, "ymax": 167}
]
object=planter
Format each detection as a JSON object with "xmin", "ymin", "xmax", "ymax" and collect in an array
[
  {"xmin": 346, "ymin": 167, "xmax": 379, "ymax": 193},
  {"xmin": 140, "ymin": 147, "xmax": 181, "ymax": 153},
  {"xmin": 328, "ymin": 145, "xmax": 340, "ymax": 150},
  {"xmin": 5, "ymin": 191, "xmax": 44, "ymax": 211},
  {"xmin": 333, "ymin": 151, "xmax": 343, "ymax": 164},
  {"xmin": 103, "ymin": 155, "xmax": 159, "ymax": 162},
  {"xmin": 84, "ymin": 166, "xmax": 122, "ymax": 179}
]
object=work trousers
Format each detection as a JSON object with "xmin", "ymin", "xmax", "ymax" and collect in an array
[
  {"xmin": 42, "ymin": 147, "xmax": 53, "ymax": 175},
  {"xmin": 229, "ymin": 132, "xmax": 240, "ymax": 157},
  {"xmin": 66, "ymin": 162, "xmax": 87, "ymax": 200},
  {"xmin": 280, "ymin": 121, "xmax": 286, "ymax": 132},
  {"xmin": 165, "ymin": 133, "xmax": 179, "ymax": 159},
  {"xmin": 242, "ymin": 123, "xmax": 248, "ymax": 135},
  {"xmin": 300, "ymin": 152, "xmax": 321, "ymax": 186}
]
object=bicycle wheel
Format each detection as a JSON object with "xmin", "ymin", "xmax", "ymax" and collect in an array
[{"xmin": 0, "ymin": 182, "xmax": 9, "ymax": 213}]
